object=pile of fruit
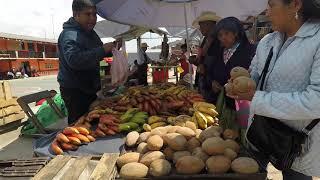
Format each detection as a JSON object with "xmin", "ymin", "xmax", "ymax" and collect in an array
[
  {"xmin": 51, "ymin": 126, "xmax": 95, "ymax": 155},
  {"xmin": 117, "ymin": 125, "xmax": 259, "ymax": 178},
  {"xmin": 141, "ymin": 102, "xmax": 219, "ymax": 131},
  {"xmin": 93, "ymin": 84, "xmax": 205, "ymax": 117},
  {"xmin": 119, "ymin": 108, "xmax": 149, "ymax": 132}
]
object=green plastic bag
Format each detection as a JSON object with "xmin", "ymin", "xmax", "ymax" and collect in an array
[{"xmin": 21, "ymin": 93, "xmax": 68, "ymax": 135}]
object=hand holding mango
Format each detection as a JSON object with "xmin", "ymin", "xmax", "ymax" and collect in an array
[{"xmin": 225, "ymin": 67, "xmax": 256, "ymax": 98}]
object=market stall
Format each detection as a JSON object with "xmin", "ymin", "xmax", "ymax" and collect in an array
[{"xmin": 26, "ymin": 74, "xmax": 266, "ymax": 179}]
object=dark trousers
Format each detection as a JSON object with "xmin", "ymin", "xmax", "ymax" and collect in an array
[
  {"xmin": 60, "ymin": 87, "xmax": 97, "ymax": 124},
  {"xmin": 137, "ymin": 63, "xmax": 148, "ymax": 86},
  {"xmin": 249, "ymin": 147, "xmax": 312, "ymax": 180}
]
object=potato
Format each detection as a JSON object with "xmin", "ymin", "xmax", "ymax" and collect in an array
[
  {"xmin": 187, "ymin": 137, "xmax": 201, "ymax": 152},
  {"xmin": 166, "ymin": 126, "xmax": 180, "ymax": 133},
  {"xmin": 223, "ymin": 129, "xmax": 239, "ymax": 140},
  {"xmin": 126, "ymin": 131, "xmax": 140, "ymax": 147},
  {"xmin": 173, "ymin": 151, "xmax": 191, "ymax": 163},
  {"xmin": 185, "ymin": 121, "xmax": 197, "ymax": 131},
  {"xmin": 192, "ymin": 147, "xmax": 209, "ymax": 162},
  {"xmin": 232, "ymin": 76, "xmax": 256, "ymax": 94},
  {"xmin": 119, "ymin": 162, "xmax": 148, "ymax": 178},
  {"xmin": 163, "ymin": 147, "xmax": 174, "ymax": 160},
  {"xmin": 175, "ymin": 156, "xmax": 205, "ymax": 175},
  {"xmin": 140, "ymin": 151, "xmax": 165, "ymax": 167},
  {"xmin": 176, "ymin": 127, "xmax": 196, "ymax": 139},
  {"xmin": 195, "ymin": 129, "xmax": 202, "ymax": 139},
  {"xmin": 149, "ymin": 159, "xmax": 172, "ymax": 177},
  {"xmin": 137, "ymin": 132, "xmax": 151, "ymax": 144},
  {"xmin": 231, "ymin": 157, "xmax": 259, "ymax": 174},
  {"xmin": 199, "ymin": 126, "xmax": 221, "ymax": 142},
  {"xmin": 224, "ymin": 148, "xmax": 237, "ymax": 160},
  {"xmin": 117, "ymin": 152, "xmax": 141, "ymax": 168},
  {"xmin": 230, "ymin": 66, "xmax": 250, "ymax": 81},
  {"xmin": 224, "ymin": 139, "xmax": 240, "ymax": 153},
  {"xmin": 202, "ymin": 137, "xmax": 226, "ymax": 155},
  {"xmin": 150, "ymin": 127, "xmax": 168, "ymax": 137},
  {"xmin": 163, "ymin": 133, "xmax": 187, "ymax": 151},
  {"xmin": 137, "ymin": 142, "xmax": 149, "ymax": 154},
  {"xmin": 147, "ymin": 135, "xmax": 164, "ymax": 151},
  {"xmin": 206, "ymin": 156, "xmax": 231, "ymax": 174}
]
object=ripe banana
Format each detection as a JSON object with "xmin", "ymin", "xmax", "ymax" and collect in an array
[
  {"xmin": 150, "ymin": 122, "xmax": 167, "ymax": 129},
  {"xmin": 75, "ymin": 127, "xmax": 90, "ymax": 135},
  {"xmin": 67, "ymin": 136, "xmax": 82, "ymax": 145},
  {"xmin": 72, "ymin": 133, "xmax": 90, "ymax": 143},
  {"xmin": 148, "ymin": 116, "xmax": 165, "ymax": 124},
  {"xmin": 56, "ymin": 133, "xmax": 70, "ymax": 143},
  {"xmin": 204, "ymin": 113, "xmax": 215, "ymax": 126},
  {"xmin": 191, "ymin": 115, "xmax": 199, "ymax": 128},
  {"xmin": 51, "ymin": 140, "xmax": 63, "ymax": 155},
  {"xmin": 198, "ymin": 106, "xmax": 219, "ymax": 117},
  {"xmin": 86, "ymin": 135, "xmax": 96, "ymax": 142},
  {"xmin": 193, "ymin": 102, "xmax": 216, "ymax": 110},
  {"xmin": 195, "ymin": 111, "xmax": 208, "ymax": 130},
  {"xmin": 63, "ymin": 127, "xmax": 79, "ymax": 135}
]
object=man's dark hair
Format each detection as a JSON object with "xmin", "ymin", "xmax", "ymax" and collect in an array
[{"xmin": 72, "ymin": 0, "xmax": 95, "ymax": 12}]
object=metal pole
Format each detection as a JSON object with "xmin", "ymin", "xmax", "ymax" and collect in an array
[{"xmin": 183, "ymin": 1, "xmax": 193, "ymax": 89}]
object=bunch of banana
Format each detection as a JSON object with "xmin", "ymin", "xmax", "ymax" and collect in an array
[
  {"xmin": 119, "ymin": 108, "xmax": 149, "ymax": 132},
  {"xmin": 147, "ymin": 116, "xmax": 167, "ymax": 129},
  {"xmin": 193, "ymin": 102, "xmax": 219, "ymax": 130}
]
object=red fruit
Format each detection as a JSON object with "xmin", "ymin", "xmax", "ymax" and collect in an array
[
  {"xmin": 67, "ymin": 136, "xmax": 81, "ymax": 145},
  {"xmin": 51, "ymin": 140, "xmax": 63, "ymax": 155},
  {"xmin": 56, "ymin": 133, "xmax": 70, "ymax": 143},
  {"xmin": 95, "ymin": 128, "xmax": 106, "ymax": 137},
  {"xmin": 63, "ymin": 127, "xmax": 79, "ymax": 135},
  {"xmin": 75, "ymin": 127, "xmax": 90, "ymax": 135},
  {"xmin": 86, "ymin": 135, "xmax": 96, "ymax": 142}
]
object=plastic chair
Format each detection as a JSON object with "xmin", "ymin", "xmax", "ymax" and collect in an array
[{"xmin": 17, "ymin": 90, "xmax": 67, "ymax": 136}]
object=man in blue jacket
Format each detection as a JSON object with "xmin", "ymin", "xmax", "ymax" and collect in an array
[{"xmin": 58, "ymin": 0, "xmax": 116, "ymax": 124}]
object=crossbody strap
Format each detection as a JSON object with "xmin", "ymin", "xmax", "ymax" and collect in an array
[{"xmin": 258, "ymin": 47, "xmax": 320, "ymax": 135}]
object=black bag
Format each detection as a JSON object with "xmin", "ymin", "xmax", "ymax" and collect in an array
[{"xmin": 246, "ymin": 47, "xmax": 320, "ymax": 170}]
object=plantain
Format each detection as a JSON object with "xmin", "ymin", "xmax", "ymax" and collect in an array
[
  {"xmin": 143, "ymin": 123, "xmax": 152, "ymax": 132},
  {"xmin": 148, "ymin": 116, "xmax": 165, "ymax": 124},
  {"xmin": 119, "ymin": 122, "xmax": 139, "ymax": 132},
  {"xmin": 150, "ymin": 122, "xmax": 167, "ymax": 129},
  {"xmin": 120, "ymin": 108, "xmax": 140, "ymax": 123},
  {"xmin": 203, "ymin": 113, "xmax": 215, "ymax": 126},
  {"xmin": 191, "ymin": 115, "xmax": 199, "ymax": 128},
  {"xmin": 195, "ymin": 111, "xmax": 208, "ymax": 130}
]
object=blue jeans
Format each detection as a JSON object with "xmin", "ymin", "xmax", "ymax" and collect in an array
[{"xmin": 248, "ymin": 147, "xmax": 312, "ymax": 180}]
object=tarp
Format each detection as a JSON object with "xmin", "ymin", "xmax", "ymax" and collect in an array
[
  {"xmin": 34, "ymin": 131, "xmax": 125, "ymax": 157},
  {"xmin": 95, "ymin": 0, "xmax": 267, "ymax": 28},
  {"xmin": 95, "ymin": 20, "xmax": 168, "ymax": 41}
]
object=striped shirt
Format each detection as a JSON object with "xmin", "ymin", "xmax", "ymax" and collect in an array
[{"xmin": 249, "ymin": 19, "xmax": 320, "ymax": 176}]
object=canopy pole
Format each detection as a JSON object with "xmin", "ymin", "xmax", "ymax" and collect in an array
[{"xmin": 183, "ymin": 1, "xmax": 193, "ymax": 89}]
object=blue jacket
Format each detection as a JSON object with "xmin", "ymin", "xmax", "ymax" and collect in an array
[{"xmin": 57, "ymin": 17, "xmax": 109, "ymax": 94}]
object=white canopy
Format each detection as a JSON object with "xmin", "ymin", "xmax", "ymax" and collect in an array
[
  {"xmin": 95, "ymin": 0, "xmax": 267, "ymax": 28},
  {"xmin": 95, "ymin": 20, "xmax": 168, "ymax": 41}
]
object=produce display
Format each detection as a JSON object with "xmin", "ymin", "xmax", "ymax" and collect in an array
[{"xmin": 116, "ymin": 125, "xmax": 259, "ymax": 178}]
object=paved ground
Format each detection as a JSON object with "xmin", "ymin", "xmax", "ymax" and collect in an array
[{"xmin": 1, "ymin": 75, "xmax": 320, "ymax": 179}]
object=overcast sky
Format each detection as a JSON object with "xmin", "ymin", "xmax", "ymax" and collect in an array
[{"xmin": 0, "ymin": 0, "xmax": 168, "ymax": 52}]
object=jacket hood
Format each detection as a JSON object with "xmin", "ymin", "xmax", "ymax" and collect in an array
[{"xmin": 63, "ymin": 17, "xmax": 82, "ymax": 30}]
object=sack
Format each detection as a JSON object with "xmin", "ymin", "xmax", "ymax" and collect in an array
[
  {"xmin": 110, "ymin": 42, "xmax": 129, "ymax": 86},
  {"xmin": 246, "ymin": 47, "xmax": 320, "ymax": 170}
]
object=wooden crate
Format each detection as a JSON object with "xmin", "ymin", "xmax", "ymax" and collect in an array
[
  {"xmin": 0, "ymin": 81, "xmax": 12, "ymax": 100},
  {"xmin": 33, "ymin": 153, "xmax": 120, "ymax": 180},
  {"xmin": 0, "ymin": 98, "xmax": 19, "ymax": 109},
  {"xmin": 0, "ymin": 112, "xmax": 25, "ymax": 126},
  {"xmin": 0, "ymin": 105, "xmax": 22, "ymax": 118}
]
